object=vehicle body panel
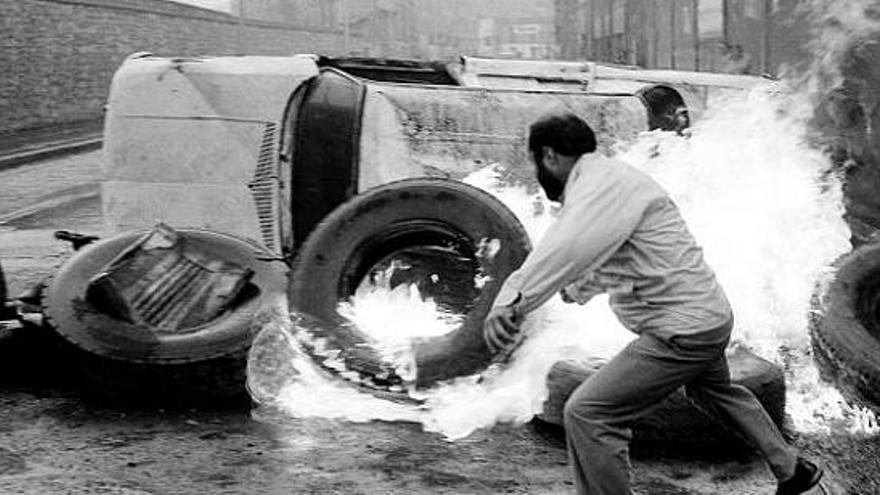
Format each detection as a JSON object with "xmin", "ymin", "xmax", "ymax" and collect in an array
[
  {"xmin": 103, "ymin": 53, "xmax": 765, "ymax": 256},
  {"xmin": 459, "ymin": 56, "xmax": 776, "ymax": 121},
  {"xmin": 358, "ymin": 83, "xmax": 647, "ymax": 190},
  {"xmin": 103, "ymin": 55, "xmax": 319, "ymax": 254}
]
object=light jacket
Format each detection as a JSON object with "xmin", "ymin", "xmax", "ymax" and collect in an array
[{"xmin": 493, "ymin": 154, "xmax": 732, "ymax": 338}]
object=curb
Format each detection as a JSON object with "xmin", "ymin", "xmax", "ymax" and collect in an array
[
  {"xmin": 0, "ymin": 136, "xmax": 103, "ymax": 172},
  {"xmin": 0, "ymin": 184, "xmax": 100, "ymax": 226}
]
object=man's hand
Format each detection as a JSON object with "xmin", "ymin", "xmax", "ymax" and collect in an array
[
  {"xmin": 560, "ymin": 275, "xmax": 604, "ymax": 305},
  {"xmin": 483, "ymin": 305, "xmax": 520, "ymax": 354}
]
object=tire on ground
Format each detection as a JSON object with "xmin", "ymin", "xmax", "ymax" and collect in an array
[
  {"xmin": 537, "ymin": 346, "xmax": 787, "ymax": 446},
  {"xmin": 0, "ymin": 259, "xmax": 6, "ymax": 304},
  {"xmin": 637, "ymin": 85, "xmax": 690, "ymax": 132},
  {"xmin": 289, "ymin": 178, "xmax": 531, "ymax": 389},
  {"xmin": 0, "ymin": 259, "xmax": 14, "ymax": 322},
  {"xmin": 42, "ymin": 229, "xmax": 287, "ymax": 404},
  {"xmin": 810, "ymin": 242, "xmax": 880, "ymax": 410}
]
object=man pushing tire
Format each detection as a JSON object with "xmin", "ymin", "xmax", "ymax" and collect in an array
[{"xmin": 483, "ymin": 112, "xmax": 822, "ymax": 495}]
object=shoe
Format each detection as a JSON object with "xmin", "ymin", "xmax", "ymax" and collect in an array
[{"xmin": 776, "ymin": 457, "xmax": 823, "ymax": 494}]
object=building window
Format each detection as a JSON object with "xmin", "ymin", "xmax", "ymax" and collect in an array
[
  {"xmin": 512, "ymin": 24, "xmax": 541, "ymax": 35},
  {"xmin": 699, "ymin": 0, "xmax": 724, "ymax": 37},
  {"xmin": 612, "ymin": 2, "xmax": 625, "ymax": 35},
  {"xmin": 745, "ymin": 0, "xmax": 767, "ymax": 19}
]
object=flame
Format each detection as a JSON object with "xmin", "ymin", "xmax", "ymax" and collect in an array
[
  {"xmin": 248, "ymin": 2, "xmax": 880, "ymax": 438},
  {"xmin": 789, "ymin": 0, "xmax": 880, "ymax": 106},
  {"xmin": 247, "ymin": 79, "xmax": 880, "ymax": 438}
]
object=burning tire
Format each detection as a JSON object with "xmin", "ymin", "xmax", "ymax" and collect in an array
[
  {"xmin": 810, "ymin": 243, "xmax": 880, "ymax": 410},
  {"xmin": 42, "ymin": 228, "xmax": 287, "ymax": 404},
  {"xmin": 289, "ymin": 178, "xmax": 531, "ymax": 389}
]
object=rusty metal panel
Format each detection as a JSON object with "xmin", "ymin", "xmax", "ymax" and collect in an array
[
  {"xmin": 459, "ymin": 57, "xmax": 595, "ymax": 90},
  {"xmin": 102, "ymin": 54, "xmax": 316, "ymax": 255},
  {"xmin": 86, "ymin": 224, "xmax": 253, "ymax": 334},
  {"xmin": 358, "ymin": 83, "xmax": 648, "ymax": 191}
]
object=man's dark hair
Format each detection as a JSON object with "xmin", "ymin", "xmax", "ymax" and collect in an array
[{"xmin": 528, "ymin": 112, "xmax": 597, "ymax": 201}]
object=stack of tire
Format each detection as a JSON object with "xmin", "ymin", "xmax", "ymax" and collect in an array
[
  {"xmin": 40, "ymin": 178, "xmax": 532, "ymax": 405},
  {"xmin": 808, "ymin": 35, "xmax": 880, "ymax": 412},
  {"xmin": 38, "ymin": 177, "xmax": 791, "ymax": 444},
  {"xmin": 810, "ymin": 243, "xmax": 880, "ymax": 411},
  {"xmin": 42, "ymin": 229, "xmax": 287, "ymax": 405},
  {"xmin": 287, "ymin": 178, "xmax": 787, "ymax": 447}
]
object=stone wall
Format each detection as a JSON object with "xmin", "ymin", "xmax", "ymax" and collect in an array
[{"xmin": 0, "ymin": 0, "xmax": 348, "ymax": 134}]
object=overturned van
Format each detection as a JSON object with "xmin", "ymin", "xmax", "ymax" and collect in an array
[
  {"xmin": 42, "ymin": 53, "xmax": 774, "ymax": 403},
  {"xmin": 101, "ymin": 54, "xmax": 774, "ymax": 251},
  {"xmin": 100, "ymin": 54, "xmax": 663, "ymax": 256}
]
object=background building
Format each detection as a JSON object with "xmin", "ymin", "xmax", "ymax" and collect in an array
[
  {"xmin": 555, "ymin": 0, "xmax": 589, "ymax": 59},
  {"xmin": 554, "ymin": 0, "xmax": 812, "ymax": 76},
  {"xmin": 230, "ymin": 0, "xmax": 340, "ymax": 30},
  {"xmin": 223, "ymin": 0, "xmax": 561, "ymax": 60},
  {"xmin": 345, "ymin": 0, "xmax": 418, "ymax": 56},
  {"xmin": 340, "ymin": 0, "xmax": 559, "ymax": 60}
]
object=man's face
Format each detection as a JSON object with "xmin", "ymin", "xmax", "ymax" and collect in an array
[{"xmin": 534, "ymin": 147, "xmax": 565, "ymax": 202}]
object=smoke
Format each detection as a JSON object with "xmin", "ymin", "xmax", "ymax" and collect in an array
[
  {"xmin": 245, "ymin": 0, "xmax": 880, "ymax": 440},
  {"xmin": 619, "ymin": 88, "xmax": 848, "ymax": 353},
  {"xmin": 247, "ymin": 89, "xmax": 865, "ymax": 437},
  {"xmin": 790, "ymin": 0, "xmax": 880, "ymax": 98}
]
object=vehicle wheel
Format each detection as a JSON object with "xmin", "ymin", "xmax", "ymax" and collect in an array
[
  {"xmin": 0, "ymin": 259, "xmax": 21, "ymax": 322},
  {"xmin": 0, "ymin": 260, "xmax": 15, "ymax": 321},
  {"xmin": 638, "ymin": 85, "xmax": 689, "ymax": 132},
  {"xmin": 537, "ymin": 346, "xmax": 786, "ymax": 446},
  {"xmin": 289, "ymin": 178, "xmax": 531, "ymax": 389},
  {"xmin": 810, "ymin": 243, "xmax": 880, "ymax": 410},
  {"xmin": 42, "ymin": 229, "xmax": 287, "ymax": 403},
  {"xmin": 74, "ymin": 348, "xmax": 251, "ymax": 406},
  {"xmin": 0, "ymin": 259, "xmax": 6, "ymax": 305}
]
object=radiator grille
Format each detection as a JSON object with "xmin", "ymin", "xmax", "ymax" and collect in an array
[{"xmin": 249, "ymin": 122, "xmax": 281, "ymax": 252}]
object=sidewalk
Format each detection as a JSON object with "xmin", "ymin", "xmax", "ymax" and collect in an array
[{"xmin": 0, "ymin": 119, "xmax": 104, "ymax": 171}]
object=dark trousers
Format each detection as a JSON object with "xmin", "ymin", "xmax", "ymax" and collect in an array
[{"xmin": 562, "ymin": 320, "xmax": 796, "ymax": 494}]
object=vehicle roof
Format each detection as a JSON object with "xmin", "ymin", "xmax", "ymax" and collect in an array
[
  {"xmin": 458, "ymin": 56, "xmax": 776, "ymax": 93},
  {"xmin": 123, "ymin": 52, "xmax": 777, "ymax": 96}
]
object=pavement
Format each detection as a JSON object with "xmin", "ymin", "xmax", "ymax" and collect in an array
[
  {"xmin": 0, "ymin": 119, "xmax": 104, "ymax": 171},
  {"xmin": 0, "ymin": 118, "xmax": 865, "ymax": 495},
  {"xmin": 0, "ymin": 132, "xmax": 105, "ymax": 297}
]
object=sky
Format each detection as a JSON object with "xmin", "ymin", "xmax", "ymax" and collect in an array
[{"xmin": 173, "ymin": 0, "xmax": 231, "ymax": 12}]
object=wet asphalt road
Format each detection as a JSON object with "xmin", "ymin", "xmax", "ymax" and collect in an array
[
  {"xmin": 0, "ymin": 149, "xmax": 868, "ymax": 494},
  {"xmin": 0, "ymin": 149, "xmax": 586, "ymax": 495},
  {"xmin": 0, "ymin": 150, "xmax": 102, "ymax": 226},
  {"xmin": 0, "ymin": 150, "xmax": 103, "ymax": 299}
]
